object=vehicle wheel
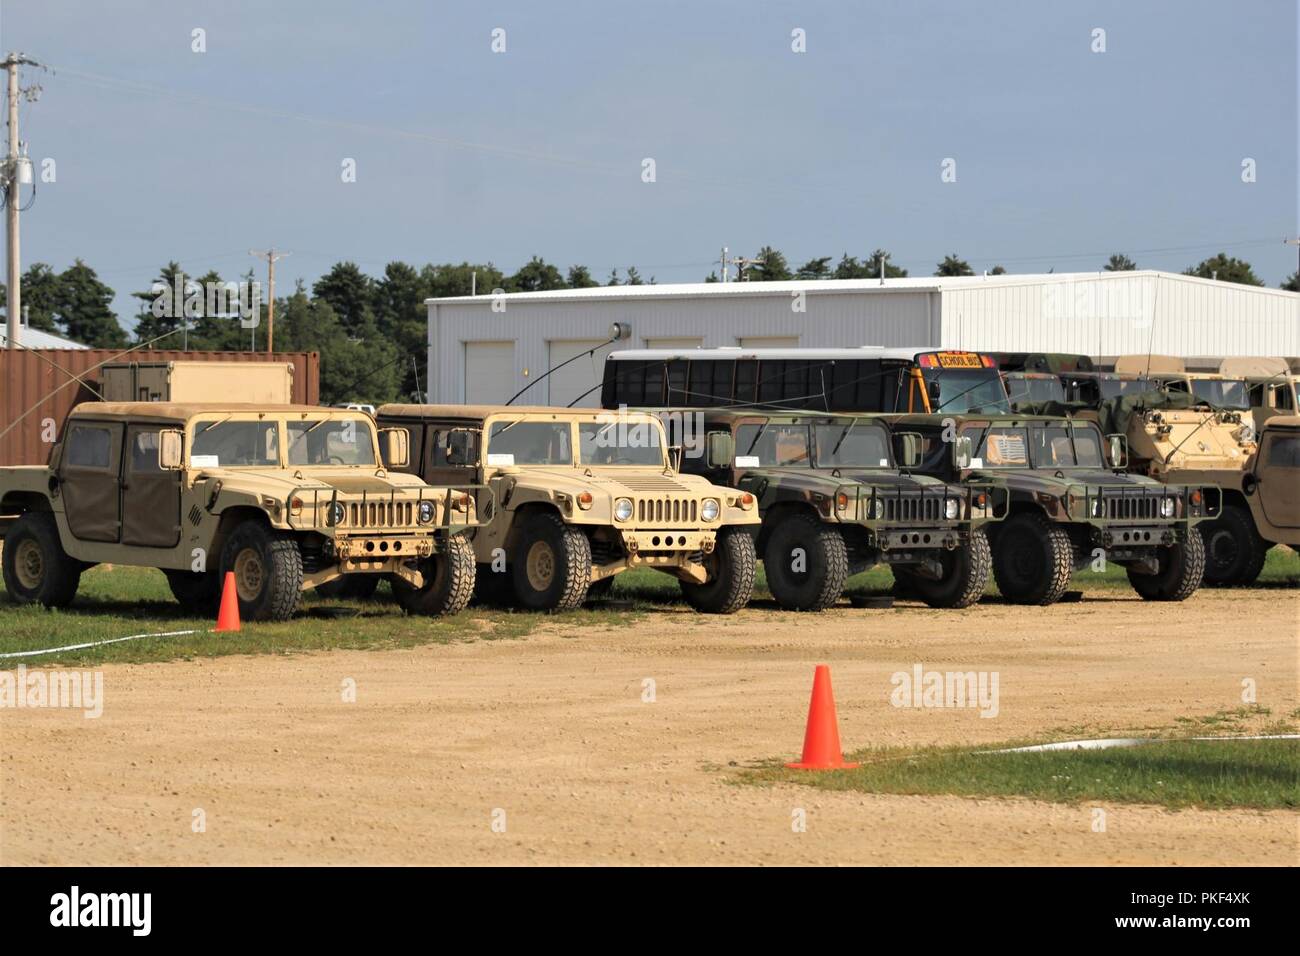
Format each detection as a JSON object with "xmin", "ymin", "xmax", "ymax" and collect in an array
[
  {"xmin": 315, "ymin": 574, "xmax": 381, "ymax": 600},
  {"xmin": 393, "ymin": 534, "xmax": 476, "ymax": 616},
  {"xmin": 894, "ymin": 528, "xmax": 992, "ymax": 609},
  {"xmin": 1128, "ymin": 529, "xmax": 1206, "ymax": 601},
  {"xmin": 164, "ymin": 569, "xmax": 220, "ymax": 615},
  {"xmin": 1199, "ymin": 505, "xmax": 1268, "ymax": 587},
  {"xmin": 2, "ymin": 512, "xmax": 81, "ymax": 608},
  {"xmin": 218, "ymin": 521, "xmax": 303, "ymax": 622},
  {"xmin": 680, "ymin": 528, "xmax": 757, "ymax": 614},
  {"xmin": 510, "ymin": 511, "xmax": 591, "ymax": 611},
  {"xmin": 991, "ymin": 512, "xmax": 1073, "ymax": 605},
  {"xmin": 762, "ymin": 511, "xmax": 848, "ymax": 611},
  {"xmin": 587, "ymin": 576, "xmax": 616, "ymax": 600}
]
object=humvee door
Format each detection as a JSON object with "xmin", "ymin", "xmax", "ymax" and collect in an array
[{"xmin": 1255, "ymin": 422, "xmax": 1300, "ymax": 530}]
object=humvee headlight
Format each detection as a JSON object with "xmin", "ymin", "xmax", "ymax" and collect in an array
[
  {"xmin": 870, "ymin": 497, "xmax": 885, "ymax": 520},
  {"xmin": 329, "ymin": 502, "xmax": 346, "ymax": 526},
  {"xmin": 738, "ymin": 493, "xmax": 755, "ymax": 510},
  {"xmin": 1160, "ymin": 497, "xmax": 1176, "ymax": 518},
  {"xmin": 944, "ymin": 498, "xmax": 961, "ymax": 520},
  {"xmin": 835, "ymin": 492, "xmax": 850, "ymax": 512},
  {"xmin": 614, "ymin": 498, "xmax": 634, "ymax": 522},
  {"xmin": 1093, "ymin": 499, "xmax": 1104, "ymax": 518},
  {"xmin": 418, "ymin": 500, "xmax": 436, "ymax": 523},
  {"xmin": 701, "ymin": 498, "xmax": 721, "ymax": 522},
  {"xmin": 577, "ymin": 491, "xmax": 594, "ymax": 510}
]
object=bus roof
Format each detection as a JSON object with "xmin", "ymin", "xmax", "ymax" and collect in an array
[{"xmin": 606, "ymin": 347, "xmax": 975, "ymax": 363}]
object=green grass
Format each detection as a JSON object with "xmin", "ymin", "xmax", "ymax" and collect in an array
[
  {"xmin": 740, "ymin": 737, "xmax": 1300, "ymax": 811},
  {"xmin": 0, "ymin": 564, "xmax": 644, "ymax": 667}
]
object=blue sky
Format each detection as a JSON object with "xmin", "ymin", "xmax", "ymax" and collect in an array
[{"xmin": 2, "ymin": 0, "xmax": 1296, "ymax": 331}]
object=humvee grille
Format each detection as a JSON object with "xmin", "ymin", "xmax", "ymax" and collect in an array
[
  {"xmin": 636, "ymin": 497, "xmax": 699, "ymax": 524},
  {"xmin": 348, "ymin": 500, "xmax": 415, "ymax": 528},
  {"xmin": 882, "ymin": 495, "xmax": 942, "ymax": 523},
  {"xmin": 1105, "ymin": 495, "xmax": 1158, "ymax": 521}
]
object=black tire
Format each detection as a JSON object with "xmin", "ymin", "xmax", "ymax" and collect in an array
[
  {"xmin": 510, "ymin": 511, "xmax": 591, "ymax": 611},
  {"xmin": 164, "ymin": 568, "xmax": 220, "ymax": 616},
  {"xmin": 393, "ymin": 534, "xmax": 476, "ymax": 616},
  {"xmin": 218, "ymin": 521, "xmax": 303, "ymax": 622},
  {"xmin": 762, "ymin": 511, "xmax": 848, "ymax": 611},
  {"xmin": 680, "ymin": 528, "xmax": 757, "ymax": 614},
  {"xmin": 893, "ymin": 528, "xmax": 992, "ymax": 609},
  {"xmin": 2, "ymin": 512, "xmax": 81, "ymax": 608},
  {"xmin": 991, "ymin": 512, "xmax": 1073, "ymax": 605},
  {"xmin": 1128, "ymin": 529, "xmax": 1206, "ymax": 601},
  {"xmin": 315, "ymin": 574, "xmax": 381, "ymax": 601},
  {"xmin": 1199, "ymin": 505, "xmax": 1268, "ymax": 587}
]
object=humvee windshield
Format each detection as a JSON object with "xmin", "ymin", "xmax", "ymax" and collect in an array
[
  {"xmin": 736, "ymin": 423, "xmax": 812, "ymax": 467},
  {"xmin": 1099, "ymin": 376, "xmax": 1157, "ymax": 399},
  {"xmin": 287, "ymin": 418, "xmax": 376, "ymax": 466},
  {"xmin": 814, "ymin": 422, "xmax": 891, "ymax": 468},
  {"xmin": 488, "ymin": 421, "xmax": 573, "ymax": 465},
  {"xmin": 578, "ymin": 421, "xmax": 664, "ymax": 466},
  {"xmin": 1190, "ymin": 379, "xmax": 1250, "ymax": 410},
  {"xmin": 965, "ymin": 424, "xmax": 1104, "ymax": 469},
  {"xmin": 1006, "ymin": 375, "xmax": 1066, "ymax": 406},
  {"xmin": 191, "ymin": 420, "xmax": 279, "ymax": 467}
]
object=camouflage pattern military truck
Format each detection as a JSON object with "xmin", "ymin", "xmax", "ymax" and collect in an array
[
  {"xmin": 0, "ymin": 403, "xmax": 482, "ymax": 620},
  {"xmin": 1241, "ymin": 415, "xmax": 1300, "ymax": 556},
  {"xmin": 887, "ymin": 412, "xmax": 1214, "ymax": 604},
  {"xmin": 664, "ymin": 408, "xmax": 1004, "ymax": 610},
  {"xmin": 374, "ymin": 404, "xmax": 760, "ymax": 613}
]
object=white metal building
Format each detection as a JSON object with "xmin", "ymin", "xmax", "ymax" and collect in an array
[{"xmin": 426, "ymin": 271, "xmax": 1300, "ymax": 406}]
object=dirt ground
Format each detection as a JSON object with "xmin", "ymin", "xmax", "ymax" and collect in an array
[{"xmin": 2, "ymin": 587, "xmax": 1297, "ymax": 866}]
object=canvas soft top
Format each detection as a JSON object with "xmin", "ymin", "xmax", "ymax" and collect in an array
[
  {"xmin": 69, "ymin": 402, "xmax": 347, "ymax": 421},
  {"xmin": 378, "ymin": 403, "xmax": 662, "ymax": 421}
]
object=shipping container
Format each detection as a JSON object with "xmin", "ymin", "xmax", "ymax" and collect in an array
[
  {"xmin": 100, "ymin": 361, "xmax": 295, "ymax": 404},
  {"xmin": 0, "ymin": 350, "xmax": 319, "ymax": 466}
]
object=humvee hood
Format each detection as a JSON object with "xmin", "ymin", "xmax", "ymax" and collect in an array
[
  {"xmin": 516, "ymin": 468, "xmax": 702, "ymax": 497},
  {"xmin": 194, "ymin": 469, "xmax": 422, "ymax": 495}
]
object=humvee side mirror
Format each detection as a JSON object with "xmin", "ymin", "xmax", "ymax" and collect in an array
[
  {"xmin": 158, "ymin": 429, "xmax": 184, "ymax": 470},
  {"xmin": 953, "ymin": 435, "xmax": 974, "ymax": 470},
  {"xmin": 380, "ymin": 427, "xmax": 409, "ymax": 468},
  {"xmin": 895, "ymin": 432, "xmax": 922, "ymax": 469},
  {"xmin": 1105, "ymin": 433, "xmax": 1127, "ymax": 470},
  {"xmin": 1242, "ymin": 474, "xmax": 1258, "ymax": 496},
  {"xmin": 705, "ymin": 431, "xmax": 735, "ymax": 469},
  {"xmin": 446, "ymin": 429, "xmax": 476, "ymax": 466}
]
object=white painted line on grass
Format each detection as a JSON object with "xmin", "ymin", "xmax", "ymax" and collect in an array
[
  {"xmin": 0, "ymin": 629, "xmax": 204, "ymax": 660},
  {"xmin": 982, "ymin": 734, "xmax": 1300, "ymax": 754}
]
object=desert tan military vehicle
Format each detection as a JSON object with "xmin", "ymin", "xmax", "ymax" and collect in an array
[
  {"xmin": 1215, "ymin": 357, "xmax": 1300, "ymax": 432},
  {"xmin": 375, "ymin": 405, "xmax": 761, "ymax": 613},
  {"xmin": 1241, "ymin": 415, "xmax": 1300, "ymax": 551},
  {"xmin": 0, "ymin": 403, "xmax": 483, "ymax": 620}
]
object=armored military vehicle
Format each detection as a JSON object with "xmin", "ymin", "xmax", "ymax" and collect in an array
[
  {"xmin": 661, "ymin": 408, "xmax": 1003, "ymax": 610},
  {"xmin": 0, "ymin": 403, "xmax": 481, "ymax": 620},
  {"xmin": 374, "ymin": 404, "xmax": 760, "ymax": 613},
  {"xmin": 1241, "ymin": 415, "xmax": 1300, "ymax": 555},
  {"xmin": 887, "ymin": 412, "xmax": 1213, "ymax": 604}
]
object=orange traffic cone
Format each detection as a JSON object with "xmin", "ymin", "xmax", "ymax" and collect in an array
[
  {"xmin": 215, "ymin": 571, "xmax": 241, "ymax": 632},
  {"xmin": 786, "ymin": 664, "xmax": 859, "ymax": 770}
]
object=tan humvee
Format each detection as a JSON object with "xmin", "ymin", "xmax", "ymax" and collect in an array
[
  {"xmin": 375, "ymin": 404, "xmax": 761, "ymax": 613},
  {"xmin": 1242, "ymin": 415, "xmax": 1300, "ymax": 548},
  {"xmin": 1111, "ymin": 355, "xmax": 1265, "ymax": 586},
  {"xmin": 0, "ymin": 403, "xmax": 483, "ymax": 620}
]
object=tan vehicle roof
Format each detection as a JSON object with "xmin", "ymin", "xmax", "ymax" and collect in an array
[
  {"xmin": 1263, "ymin": 415, "xmax": 1300, "ymax": 429},
  {"xmin": 1219, "ymin": 356, "xmax": 1290, "ymax": 377},
  {"xmin": 380, "ymin": 403, "xmax": 658, "ymax": 421},
  {"xmin": 1112, "ymin": 354, "xmax": 1186, "ymax": 375},
  {"xmin": 70, "ymin": 401, "xmax": 357, "ymax": 421}
]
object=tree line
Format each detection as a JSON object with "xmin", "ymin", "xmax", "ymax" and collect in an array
[{"xmin": 2, "ymin": 249, "xmax": 1297, "ymax": 406}]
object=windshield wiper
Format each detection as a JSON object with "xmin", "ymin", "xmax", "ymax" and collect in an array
[
  {"xmin": 829, "ymin": 418, "xmax": 857, "ymax": 457},
  {"xmin": 744, "ymin": 421, "xmax": 770, "ymax": 456}
]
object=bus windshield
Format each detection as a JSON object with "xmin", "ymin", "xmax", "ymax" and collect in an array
[
  {"xmin": 815, "ymin": 422, "xmax": 891, "ymax": 468},
  {"xmin": 924, "ymin": 369, "xmax": 1011, "ymax": 414}
]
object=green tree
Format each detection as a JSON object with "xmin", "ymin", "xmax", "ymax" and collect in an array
[
  {"xmin": 935, "ymin": 254, "xmax": 974, "ymax": 277},
  {"xmin": 20, "ymin": 263, "xmax": 62, "ymax": 332},
  {"xmin": 748, "ymin": 246, "xmax": 792, "ymax": 282},
  {"xmin": 421, "ymin": 262, "xmax": 506, "ymax": 298},
  {"xmin": 56, "ymin": 260, "xmax": 127, "ymax": 348},
  {"xmin": 625, "ymin": 266, "xmax": 644, "ymax": 286},
  {"xmin": 1283, "ymin": 271, "xmax": 1300, "ymax": 292},
  {"xmin": 795, "ymin": 256, "xmax": 832, "ymax": 280},
  {"xmin": 506, "ymin": 256, "xmax": 566, "ymax": 293},
  {"xmin": 372, "ymin": 261, "xmax": 429, "ymax": 397},
  {"xmin": 1183, "ymin": 253, "xmax": 1263, "ymax": 286},
  {"xmin": 606, "ymin": 269, "xmax": 621, "ymax": 286},
  {"xmin": 989, "ymin": 265, "xmax": 1007, "ymax": 275},
  {"xmin": 832, "ymin": 254, "xmax": 870, "ymax": 279},
  {"xmin": 313, "ymin": 262, "xmax": 374, "ymax": 333},
  {"xmin": 865, "ymin": 249, "xmax": 907, "ymax": 278},
  {"xmin": 277, "ymin": 286, "xmax": 402, "ymax": 405},
  {"xmin": 567, "ymin": 265, "xmax": 598, "ymax": 288},
  {"xmin": 1104, "ymin": 254, "xmax": 1137, "ymax": 272},
  {"xmin": 132, "ymin": 261, "xmax": 189, "ymax": 346}
]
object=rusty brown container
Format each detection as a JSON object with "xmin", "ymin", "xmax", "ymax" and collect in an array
[{"xmin": 0, "ymin": 349, "xmax": 320, "ymax": 466}]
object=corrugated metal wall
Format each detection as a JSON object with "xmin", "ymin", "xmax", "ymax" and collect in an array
[
  {"xmin": 939, "ymin": 273, "xmax": 1300, "ymax": 356},
  {"xmin": 0, "ymin": 350, "xmax": 320, "ymax": 466},
  {"xmin": 428, "ymin": 291, "xmax": 937, "ymax": 405}
]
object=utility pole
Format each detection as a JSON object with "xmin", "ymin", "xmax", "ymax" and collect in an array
[
  {"xmin": 249, "ymin": 248, "xmax": 290, "ymax": 353},
  {"xmin": 1286, "ymin": 236, "xmax": 1300, "ymax": 283},
  {"xmin": 2, "ymin": 52, "xmax": 40, "ymax": 351}
]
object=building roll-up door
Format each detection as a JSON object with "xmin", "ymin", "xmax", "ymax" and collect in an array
[
  {"xmin": 548, "ymin": 339, "xmax": 613, "ymax": 407},
  {"xmin": 463, "ymin": 342, "xmax": 516, "ymax": 404}
]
